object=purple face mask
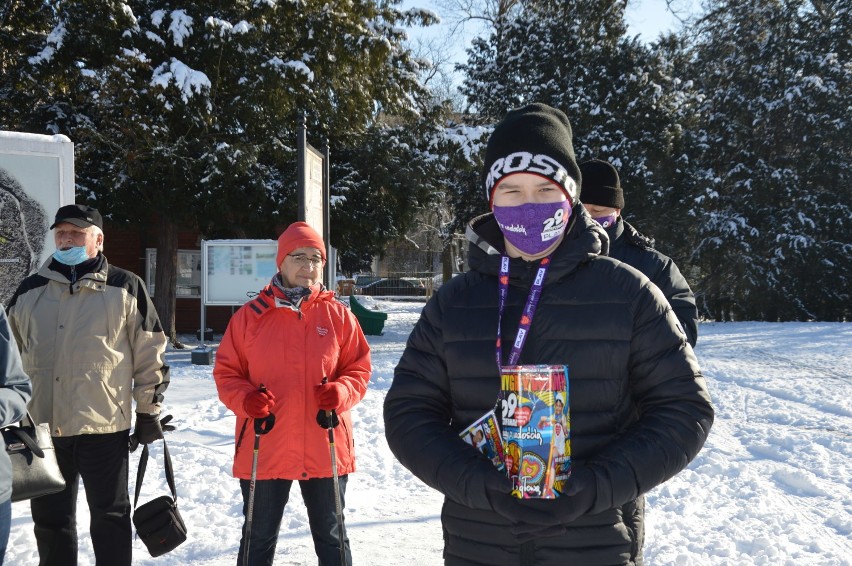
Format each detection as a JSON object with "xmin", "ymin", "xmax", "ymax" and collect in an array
[
  {"xmin": 492, "ymin": 201, "xmax": 572, "ymax": 256},
  {"xmin": 593, "ymin": 213, "xmax": 618, "ymax": 229}
]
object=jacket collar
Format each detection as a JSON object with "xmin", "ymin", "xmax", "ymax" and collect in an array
[
  {"xmin": 619, "ymin": 218, "xmax": 655, "ymax": 249},
  {"xmin": 606, "ymin": 215, "xmax": 625, "ymax": 243},
  {"xmin": 39, "ymin": 254, "xmax": 108, "ymax": 285},
  {"xmin": 250, "ymin": 280, "xmax": 329, "ymax": 316}
]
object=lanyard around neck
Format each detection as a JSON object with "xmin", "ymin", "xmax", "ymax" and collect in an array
[{"xmin": 495, "ymin": 254, "xmax": 552, "ymax": 367}]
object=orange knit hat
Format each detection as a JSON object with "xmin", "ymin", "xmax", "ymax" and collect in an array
[{"xmin": 276, "ymin": 222, "xmax": 326, "ymax": 268}]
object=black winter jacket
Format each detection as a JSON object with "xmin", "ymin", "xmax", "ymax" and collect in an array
[
  {"xmin": 603, "ymin": 216, "xmax": 698, "ymax": 347},
  {"xmin": 384, "ymin": 209, "xmax": 713, "ymax": 566}
]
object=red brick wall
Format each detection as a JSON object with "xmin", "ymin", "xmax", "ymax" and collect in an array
[{"xmin": 103, "ymin": 222, "xmax": 236, "ymax": 335}]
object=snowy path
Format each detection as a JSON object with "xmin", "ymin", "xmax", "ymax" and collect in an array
[
  {"xmin": 645, "ymin": 323, "xmax": 852, "ymax": 565},
  {"xmin": 6, "ymin": 306, "xmax": 851, "ymax": 565}
]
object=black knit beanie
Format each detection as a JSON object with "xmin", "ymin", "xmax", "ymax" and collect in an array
[
  {"xmin": 578, "ymin": 159, "xmax": 625, "ymax": 209},
  {"xmin": 482, "ymin": 103, "xmax": 581, "ymax": 207}
]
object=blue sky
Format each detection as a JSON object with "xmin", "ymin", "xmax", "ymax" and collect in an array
[
  {"xmin": 402, "ymin": 0, "xmax": 703, "ymax": 73},
  {"xmin": 624, "ymin": 0, "xmax": 702, "ymax": 40}
]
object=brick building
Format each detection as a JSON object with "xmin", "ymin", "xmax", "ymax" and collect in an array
[{"xmin": 104, "ymin": 222, "xmax": 235, "ymax": 335}]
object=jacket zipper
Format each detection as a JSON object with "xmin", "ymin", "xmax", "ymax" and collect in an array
[{"xmin": 236, "ymin": 417, "xmax": 249, "ymax": 453}]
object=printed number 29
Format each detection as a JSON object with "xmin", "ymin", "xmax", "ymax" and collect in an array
[
  {"xmin": 501, "ymin": 393, "xmax": 518, "ymax": 418},
  {"xmin": 543, "ymin": 208, "xmax": 565, "ymax": 231}
]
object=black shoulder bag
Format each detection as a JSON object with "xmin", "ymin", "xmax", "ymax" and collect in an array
[
  {"xmin": 2, "ymin": 412, "xmax": 66, "ymax": 501},
  {"xmin": 132, "ymin": 439, "xmax": 188, "ymax": 557}
]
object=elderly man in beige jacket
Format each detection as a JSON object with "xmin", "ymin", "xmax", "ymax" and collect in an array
[{"xmin": 6, "ymin": 204, "xmax": 169, "ymax": 566}]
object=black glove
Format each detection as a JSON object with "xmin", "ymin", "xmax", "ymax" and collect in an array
[
  {"xmin": 316, "ymin": 409, "xmax": 340, "ymax": 429},
  {"xmin": 508, "ymin": 465, "xmax": 597, "ymax": 540},
  {"xmin": 159, "ymin": 414, "xmax": 176, "ymax": 433},
  {"xmin": 130, "ymin": 413, "xmax": 171, "ymax": 452},
  {"xmin": 486, "ymin": 471, "xmax": 558, "ymax": 528}
]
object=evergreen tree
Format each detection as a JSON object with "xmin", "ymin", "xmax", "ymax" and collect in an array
[
  {"xmin": 0, "ymin": 0, "xmax": 62, "ymax": 132},
  {"xmin": 459, "ymin": 0, "xmax": 704, "ymax": 284},
  {"xmin": 4, "ymin": 0, "xmax": 429, "ymax": 340},
  {"xmin": 457, "ymin": 0, "xmax": 526, "ymax": 119},
  {"xmin": 333, "ymin": 104, "xmax": 456, "ymax": 274},
  {"xmin": 688, "ymin": 0, "xmax": 851, "ymax": 320},
  {"xmin": 422, "ymin": 113, "xmax": 491, "ymax": 279}
]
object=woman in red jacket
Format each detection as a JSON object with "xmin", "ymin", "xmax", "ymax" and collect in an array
[{"xmin": 214, "ymin": 222, "xmax": 371, "ymax": 566}]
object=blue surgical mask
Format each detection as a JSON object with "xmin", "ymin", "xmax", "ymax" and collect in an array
[{"xmin": 53, "ymin": 246, "xmax": 91, "ymax": 265}]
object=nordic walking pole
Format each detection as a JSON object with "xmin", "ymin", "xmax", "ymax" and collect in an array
[
  {"xmin": 318, "ymin": 377, "xmax": 347, "ymax": 566},
  {"xmin": 243, "ymin": 385, "xmax": 276, "ymax": 566}
]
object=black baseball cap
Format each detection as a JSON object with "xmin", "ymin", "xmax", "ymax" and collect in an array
[{"xmin": 50, "ymin": 204, "xmax": 103, "ymax": 230}]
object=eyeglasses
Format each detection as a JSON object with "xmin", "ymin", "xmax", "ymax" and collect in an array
[{"xmin": 287, "ymin": 254, "xmax": 324, "ymax": 268}]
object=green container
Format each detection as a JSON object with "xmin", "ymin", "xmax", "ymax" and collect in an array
[{"xmin": 349, "ymin": 295, "xmax": 388, "ymax": 336}]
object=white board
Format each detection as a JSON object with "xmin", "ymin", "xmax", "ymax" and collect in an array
[
  {"xmin": 0, "ymin": 131, "xmax": 75, "ymax": 305},
  {"xmin": 303, "ymin": 144, "xmax": 325, "ymax": 237},
  {"xmin": 202, "ymin": 239, "xmax": 278, "ymax": 305}
]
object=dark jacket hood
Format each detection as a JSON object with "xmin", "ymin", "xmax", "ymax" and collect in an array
[{"xmin": 605, "ymin": 216, "xmax": 654, "ymax": 251}]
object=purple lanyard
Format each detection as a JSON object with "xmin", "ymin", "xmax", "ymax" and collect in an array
[{"xmin": 496, "ymin": 254, "xmax": 552, "ymax": 367}]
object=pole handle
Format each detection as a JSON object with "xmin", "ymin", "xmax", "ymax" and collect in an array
[
  {"xmin": 316, "ymin": 377, "xmax": 340, "ymax": 429},
  {"xmin": 254, "ymin": 384, "xmax": 276, "ymax": 434}
]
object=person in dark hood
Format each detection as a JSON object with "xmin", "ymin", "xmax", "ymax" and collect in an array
[
  {"xmin": 384, "ymin": 103, "xmax": 713, "ymax": 566},
  {"xmin": 580, "ymin": 158, "xmax": 698, "ymax": 346}
]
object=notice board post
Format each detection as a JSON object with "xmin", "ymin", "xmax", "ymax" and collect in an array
[
  {"xmin": 296, "ymin": 113, "xmax": 333, "ymax": 285},
  {"xmin": 322, "ymin": 139, "xmax": 332, "ymax": 286}
]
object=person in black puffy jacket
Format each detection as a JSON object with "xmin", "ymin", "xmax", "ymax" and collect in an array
[
  {"xmin": 579, "ymin": 159, "xmax": 699, "ymax": 346},
  {"xmin": 384, "ymin": 103, "xmax": 714, "ymax": 566}
]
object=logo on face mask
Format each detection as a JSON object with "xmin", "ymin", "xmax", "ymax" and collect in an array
[
  {"xmin": 493, "ymin": 201, "xmax": 573, "ymax": 256},
  {"xmin": 541, "ymin": 207, "xmax": 567, "ymax": 241},
  {"xmin": 501, "ymin": 224, "xmax": 527, "ymax": 235},
  {"xmin": 593, "ymin": 213, "xmax": 618, "ymax": 229}
]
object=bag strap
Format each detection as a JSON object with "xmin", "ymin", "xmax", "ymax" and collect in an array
[
  {"xmin": 133, "ymin": 438, "xmax": 178, "ymax": 509},
  {"xmin": 2, "ymin": 411, "xmax": 44, "ymax": 458},
  {"xmin": 3, "ymin": 428, "xmax": 45, "ymax": 458}
]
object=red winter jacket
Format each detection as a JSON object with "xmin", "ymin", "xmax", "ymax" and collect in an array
[{"xmin": 214, "ymin": 283, "xmax": 371, "ymax": 480}]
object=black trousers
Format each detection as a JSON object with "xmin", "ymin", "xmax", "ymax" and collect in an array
[
  {"xmin": 30, "ymin": 430, "xmax": 131, "ymax": 566},
  {"xmin": 237, "ymin": 476, "xmax": 352, "ymax": 566}
]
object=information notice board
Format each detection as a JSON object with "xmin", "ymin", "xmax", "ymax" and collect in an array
[
  {"xmin": 201, "ymin": 239, "xmax": 278, "ymax": 306},
  {"xmin": 0, "ymin": 131, "xmax": 75, "ymax": 306}
]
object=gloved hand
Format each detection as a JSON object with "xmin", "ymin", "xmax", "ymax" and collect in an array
[
  {"xmin": 243, "ymin": 389, "xmax": 276, "ymax": 418},
  {"xmin": 159, "ymin": 414, "xmax": 176, "ymax": 434},
  {"xmin": 486, "ymin": 471, "xmax": 556, "ymax": 528},
  {"xmin": 314, "ymin": 381, "xmax": 348, "ymax": 412},
  {"xmin": 508, "ymin": 466, "xmax": 598, "ymax": 541},
  {"xmin": 134, "ymin": 413, "xmax": 164, "ymax": 445},
  {"xmin": 129, "ymin": 415, "xmax": 175, "ymax": 452},
  {"xmin": 316, "ymin": 409, "xmax": 340, "ymax": 429}
]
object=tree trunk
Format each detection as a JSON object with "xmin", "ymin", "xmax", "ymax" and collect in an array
[
  {"xmin": 153, "ymin": 215, "xmax": 184, "ymax": 348},
  {"xmin": 441, "ymin": 238, "xmax": 454, "ymax": 285}
]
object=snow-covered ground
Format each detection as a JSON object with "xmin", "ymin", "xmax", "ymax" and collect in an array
[{"xmin": 7, "ymin": 298, "xmax": 852, "ymax": 565}]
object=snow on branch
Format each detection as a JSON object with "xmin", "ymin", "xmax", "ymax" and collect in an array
[
  {"xmin": 263, "ymin": 57, "xmax": 314, "ymax": 81},
  {"xmin": 206, "ymin": 17, "xmax": 253, "ymax": 36},
  {"xmin": 152, "ymin": 9, "xmax": 194, "ymax": 47},
  {"xmin": 151, "ymin": 58, "xmax": 211, "ymax": 102},
  {"xmin": 28, "ymin": 22, "xmax": 67, "ymax": 65}
]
